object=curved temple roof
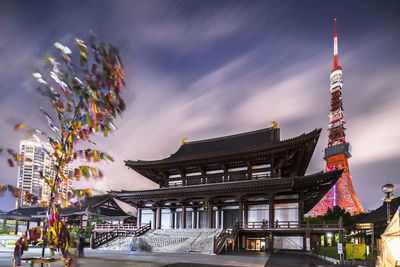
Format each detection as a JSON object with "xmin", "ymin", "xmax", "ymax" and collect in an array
[
  {"xmin": 125, "ymin": 127, "xmax": 321, "ymax": 185},
  {"xmin": 169, "ymin": 127, "xmax": 280, "ymax": 160},
  {"xmin": 126, "ymin": 127, "xmax": 320, "ymax": 166}
]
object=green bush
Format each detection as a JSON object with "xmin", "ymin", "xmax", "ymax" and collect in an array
[
  {"xmin": 7, "ymin": 241, "xmax": 16, "ymax": 246},
  {"xmin": 0, "ymin": 225, "xmax": 13, "ymax": 234},
  {"xmin": 314, "ymin": 246, "xmax": 341, "ymax": 259},
  {"xmin": 70, "ymin": 217, "xmax": 105, "ymax": 242}
]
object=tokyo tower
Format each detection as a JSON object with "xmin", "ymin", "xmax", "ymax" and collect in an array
[{"xmin": 308, "ymin": 18, "xmax": 365, "ymax": 216}]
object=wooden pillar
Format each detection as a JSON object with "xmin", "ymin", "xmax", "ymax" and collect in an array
[
  {"xmin": 238, "ymin": 200, "xmax": 243, "ymax": 225},
  {"xmin": 208, "ymin": 202, "xmax": 213, "ymax": 228},
  {"xmin": 268, "ymin": 232, "xmax": 273, "ymax": 252},
  {"xmin": 268, "ymin": 195, "xmax": 275, "ymax": 252},
  {"xmin": 217, "ymin": 207, "xmax": 222, "ymax": 229},
  {"xmin": 304, "ymin": 221, "xmax": 310, "ymax": 251},
  {"xmin": 193, "ymin": 208, "xmax": 198, "ymax": 229},
  {"xmin": 26, "ymin": 221, "xmax": 30, "ymax": 231},
  {"xmin": 157, "ymin": 207, "xmax": 162, "ymax": 229},
  {"xmin": 244, "ymin": 204, "xmax": 248, "ymax": 225},
  {"xmin": 247, "ymin": 161, "xmax": 252, "ymax": 180},
  {"xmin": 182, "ymin": 206, "xmax": 187, "ymax": 229},
  {"xmin": 137, "ymin": 208, "xmax": 142, "ymax": 228},
  {"xmin": 371, "ymin": 222, "xmax": 375, "ymax": 252},
  {"xmin": 15, "ymin": 220, "xmax": 19, "ymax": 235},
  {"xmin": 269, "ymin": 194, "xmax": 274, "ymax": 228},
  {"xmin": 152, "ymin": 210, "xmax": 157, "ymax": 230},
  {"xmin": 298, "ymin": 198, "xmax": 304, "ymax": 224},
  {"xmin": 222, "ymin": 164, "xmax": 228, "ymax": 182},
  {"xmin": 178, "ymin": 169, "xmax": 186, "ymax": 186}
]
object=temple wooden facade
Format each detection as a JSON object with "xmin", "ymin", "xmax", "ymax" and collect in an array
[{"xmin": 116, "ymin": 127, "xmax": 344, "ymax": 252}]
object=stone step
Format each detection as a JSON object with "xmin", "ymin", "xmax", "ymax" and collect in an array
[{"xmin": 98, "ymin": 228, "xmax": 223, "ymax": 254}]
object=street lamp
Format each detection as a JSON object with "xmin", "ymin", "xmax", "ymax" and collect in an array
[{"xmin": 381, "ymin": 184, "xmax": 395, "ymax": 224}]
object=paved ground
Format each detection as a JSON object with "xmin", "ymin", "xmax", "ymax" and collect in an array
[
  {"xmin": 0, "ymin": 248, "xmax": 363, "ymax": 267},
  {"xmin": 0, "ymin": 247, "xmax": 269, "ymax": 267},
  {"xmin": 265, "ymin": 252, "xmax": 353, "ymax": 267}
]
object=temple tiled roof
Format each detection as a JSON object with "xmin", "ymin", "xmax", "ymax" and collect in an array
[
  {"xmin": 0, "ymin": 206, "xmax": 46, "ymax": 221},
  {"xmin": 60, "ymin": 194, "xmax": 111, "ymax": 216},
  {"xmin": 0, "ymin": 195, "xmax": 130, "ymax": 220},
  {"xmin": 168, "ymin": 127, "xmax": 280, "ymax": 160},
  {"xmin": 356, "ymin": 196, "xmax": 400, "ymax": 224},
  {"xmin": 126, "ymin": 128, "xmax": 320, "ymax": 166}
]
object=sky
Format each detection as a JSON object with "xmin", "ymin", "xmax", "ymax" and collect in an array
[{"xmin": 0, "ymin": 0, "xmax": 399, "ymax": 212}]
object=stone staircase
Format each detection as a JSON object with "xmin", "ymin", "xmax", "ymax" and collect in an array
[{"xmin": 99, "ymin": 228, "xmax": 223, "ymax": 254}]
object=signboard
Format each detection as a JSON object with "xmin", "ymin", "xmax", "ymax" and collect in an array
[
  {"xmin": 346, "ymin": 243, "xmax": 366, "ymax": 260},
  {"xmin": 337, "ymin": 243, "xmax": 343, "ymax": 254}
]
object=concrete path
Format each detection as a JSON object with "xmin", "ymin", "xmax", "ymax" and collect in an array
[
  {"xmin": 0, "ymin": 247, "xmax": 269, "ymax": 267},
  {"xmin": 265, "ymin": 252, "xmax": 355, "ymax": 267}
]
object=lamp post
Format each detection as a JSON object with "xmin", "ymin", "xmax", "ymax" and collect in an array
[{"xmin": 381, "ymin": 184, "xmax": 395, "ymax": 225}]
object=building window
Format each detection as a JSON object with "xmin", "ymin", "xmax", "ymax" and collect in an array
[
  {"xmin": 274, "ymin": 203, "xmax": 299, "ymax": 223},
  {"xmin": 247, "ymin": 204, "xmax": 269, "ymax": 222}
]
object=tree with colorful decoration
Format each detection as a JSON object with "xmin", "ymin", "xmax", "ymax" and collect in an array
[{"xmin": 5, "ymin": 33, "xmax": 127, "ymax": 265}]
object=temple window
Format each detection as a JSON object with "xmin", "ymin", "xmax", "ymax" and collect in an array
[{"xmin": 274, "ymin": 203, "xmax": 299, "ymax": 223}]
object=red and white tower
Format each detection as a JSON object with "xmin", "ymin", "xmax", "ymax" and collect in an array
[{"xmin": 308, "ymin": 18, "xmax": 365, "ymax": 216}]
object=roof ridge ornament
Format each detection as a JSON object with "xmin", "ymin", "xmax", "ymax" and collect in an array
[
  {"xmin": 182, "ymin": 138, "xmax": 188, "ymax": 145},
  {"xmin": 270, "ymin": 121, "xmax": 278, "ymax": 129}
]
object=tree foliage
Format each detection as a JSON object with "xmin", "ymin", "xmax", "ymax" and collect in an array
[
  {"xmin": 9, "ymin": 33, "xmax": 127, "ymax": 261},
  {"xmin": 70, "ymin": 216, "xmax": 104, "ymax": 241},
  {"xmin": 305, "ymin": 206, "xmax": 368, "ymax": 226}
]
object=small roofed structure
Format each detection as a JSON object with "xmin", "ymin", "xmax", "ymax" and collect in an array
[
  {"xmin": 0, "ymin": 195, "xmax": 134, "ymax": 234},
  {"xmin": 56, "ymin": 194, "xmax": 134, "ymax": 227},
  {"xmin": 0, "ymin": 207, "xmax": 45, "ymax": 235},
  {"xmin": 352, "ymin": 196, "xmax": 400, "ymax": 251}
]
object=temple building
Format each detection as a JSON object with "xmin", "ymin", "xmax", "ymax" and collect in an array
[{"xmin": 110, "ymin": 126, "xmax": 345, "ymax": 252}]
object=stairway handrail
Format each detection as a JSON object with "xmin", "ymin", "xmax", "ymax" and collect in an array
[
  {"xmin": 93, "ymin": 223, "xmax": 151, "ymax": 248},
  {"xmin": 213, "ymin": 222, "xmax": 240, "ymax": 254}
]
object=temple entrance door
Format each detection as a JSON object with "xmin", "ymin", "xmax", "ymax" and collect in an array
[{"xmin": 246, "ymin": 238, "xmax": 266, "ymax": 251}]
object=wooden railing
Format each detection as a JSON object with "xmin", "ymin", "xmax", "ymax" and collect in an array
[
  {"xmin": 239, "ymin": 220, "xmax": 341, "ymax": 230},
  {"xmin": 213, "ymin": 222, "xmax": 240, "ymax": 254},
  {"xmin": 92, "ymin": 223, "xmax": 151, "ymax": 249},
  {"xmin": 93, "ymin": 223, "xmax": 139, "ymax": 232}
]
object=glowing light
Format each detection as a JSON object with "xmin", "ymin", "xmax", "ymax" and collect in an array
[{"xmin": 386, "ymin": 238, "xmax": 400, "ymax": 261}]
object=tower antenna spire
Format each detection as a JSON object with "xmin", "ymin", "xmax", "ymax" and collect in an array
[
  {"xmin": 333, "ymin": 18, "xmax": 339, "ymax": 69},
  {"xmin": 308, "ymin": 18, "xmax": 365, "ymax": 217}
]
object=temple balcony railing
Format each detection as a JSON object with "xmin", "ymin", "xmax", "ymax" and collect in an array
[
  {"xmin": 168, "ymin": 172, "xmax": 272, "ymax": 187},
  {"xmin": 93, "ymin": 223, "xmax": 142, "ymax": 232},
  {"xmin": 240, "ymin": 221, "xmax": 343, "ymax": 231}
]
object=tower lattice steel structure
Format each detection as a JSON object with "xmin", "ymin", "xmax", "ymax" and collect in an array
[{"xmin": 308, "ymin": 19, "xmax": 365, "ymax": 216}]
